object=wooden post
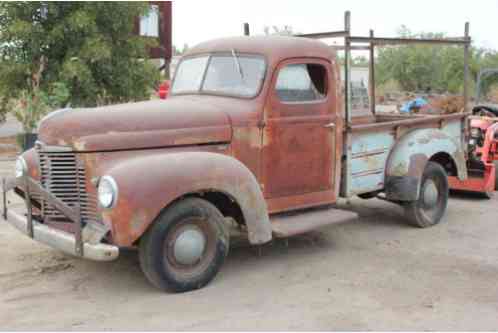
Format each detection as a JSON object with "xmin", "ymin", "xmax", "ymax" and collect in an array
[
  {"xmin": 344, "ymin": 11, "xmax": 352, "ymax": 126},
  {"xmin": 343, "ymin": 11, "xmax": 353, "ymax": 198},
  {"xmin": 463, "ymin": 22, "xmax": 470, "ymax": 155},
  {"xmin": 163, "ymin": 1, "xmax": 173, "ymax": 79},
  {"xmin": 463, "ymin": 22, "xmax": 470, "ymax": 114}
]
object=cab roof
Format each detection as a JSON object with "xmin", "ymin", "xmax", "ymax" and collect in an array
[{"xmin": 184, "ymin": 36, "xmax": 337, "ymax": 67}]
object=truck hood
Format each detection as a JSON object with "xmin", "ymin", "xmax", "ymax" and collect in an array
[{"xmin": 38, "ymin": 97, "xmax": 232, "ymax": 152}]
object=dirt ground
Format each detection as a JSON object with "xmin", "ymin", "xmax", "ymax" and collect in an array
[{"xmin": 1, "ymin": 159, "xmax": 498, "ymax": 331}]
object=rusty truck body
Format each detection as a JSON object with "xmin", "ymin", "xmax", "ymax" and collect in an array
[{"xmin": 3, "ymin": 13, "xmax": 471, "ymax": 292}]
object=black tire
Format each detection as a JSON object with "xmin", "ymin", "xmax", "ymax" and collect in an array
[
  {"xmin": 358, "ymin": 191, "xmax": 380, "ymax": 200},
  {"xmin": 494, "ymin": 161, "xmax": 498, "ymax": 191},
  {"xmin": 483, "ymin": 190, "xmax": 494, "ymax": 199},
  {"xmin": 483, "ymin": 161, "xmax": 498, "ymax": 198},
  {"xmin": 139, "ymin": 197, "xmax": 229, "ymax": 292},
  {"xmin": 404, "ymin": 162, "xmax": 449, "ymax": 228}
]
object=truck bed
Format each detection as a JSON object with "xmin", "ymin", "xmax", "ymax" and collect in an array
[
  {"xmin": 351, "ymin": 112, "xmax": 459, "ymax": 128},
  {"xmin": 344, "ymin": 112, "xmax": 468, "ymax": 197}
]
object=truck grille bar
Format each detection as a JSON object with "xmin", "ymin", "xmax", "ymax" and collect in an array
[{"xmin": 37, "ymin": 149, "xmax": 98, "ymax": 225}]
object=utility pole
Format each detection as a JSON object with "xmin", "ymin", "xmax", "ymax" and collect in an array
[{"xmin": 163, "ymin": 1, "xmax": 172, "ymax": 79}]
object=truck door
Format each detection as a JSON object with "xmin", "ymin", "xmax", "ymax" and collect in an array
[{"xmin": 261, "ymin": 58, "xmax": 337, "ymax": 203}]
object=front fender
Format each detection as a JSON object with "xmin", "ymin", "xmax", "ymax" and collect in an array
[
  {"xmin": 385, "ymin": 128, "xmax": 467, "ymax": 201},
  {"xmin": 101, "ymin": 152, "xmax": 271, "ymax": 246}
]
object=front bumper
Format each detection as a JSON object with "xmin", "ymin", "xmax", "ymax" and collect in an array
[{"xmin": 2, "ymin": 176, "xmax": 119, "ymax": 261}]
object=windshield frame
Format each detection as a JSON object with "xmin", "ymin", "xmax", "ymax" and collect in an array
[{"xmin": 170, "ymin": 52, "xmax": 268, "ymax": 99}]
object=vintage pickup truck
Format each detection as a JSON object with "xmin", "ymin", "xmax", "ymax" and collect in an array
[{"xmin": 3, "ymin": 16, "xmax": 471, "ymax": 292}]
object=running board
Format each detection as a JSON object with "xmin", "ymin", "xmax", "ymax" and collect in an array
[{"xmin": 271, "ymin": 207, "xmax": 358, "ymax": 238}]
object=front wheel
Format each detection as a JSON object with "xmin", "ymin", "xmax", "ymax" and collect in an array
[
  {"xmin": 404, "ymin": 162, "xmax": 449, "ymax": 228},
  {"xmin": 139, "ymin": 198, "xmax": 229, "ymax": 292}
]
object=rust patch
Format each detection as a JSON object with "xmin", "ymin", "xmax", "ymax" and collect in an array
[
  {"xmin": 130, "ymin": 210, "xmax": 149, "ymax": 232},
  {"xmin": 73, "ymin": 140, "xmax": 86, "ymax": 151},
  {"xmin": 391, "ymin": 161, "xmax": 408, "ymax": 177}
]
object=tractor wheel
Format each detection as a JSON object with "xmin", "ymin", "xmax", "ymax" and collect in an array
[{"xmin": 494, "ymin": 161, "xmax": 498, "ymax": 191}]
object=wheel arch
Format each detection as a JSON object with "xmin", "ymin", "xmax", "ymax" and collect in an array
[
  {"xmin": 384, "ymin": 128, "xmax": 467, "ymax": 201},
  {"xmin": 101, "ymin": 152, "xmax": 272, "ymax": 247},
  {"xmin": 429, "ymin": 152, "xmax": 458, "ymax": 177},
  {"xmin": 158, "ymin": 189, "xmax": 246, "ymax": 232}
]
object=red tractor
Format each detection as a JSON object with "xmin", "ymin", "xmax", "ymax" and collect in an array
[{"xmin": 449, "ymin": 69, "xmax": 498, "ymax": 197}]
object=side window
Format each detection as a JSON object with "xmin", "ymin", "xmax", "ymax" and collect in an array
[{"xmin": 275, "ymin": 63, "xmax": 327, "ymax": 102}]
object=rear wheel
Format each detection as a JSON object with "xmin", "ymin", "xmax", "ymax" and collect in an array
[
  {"xmin": 483, "ymin": 190, "xmax": 494, "ymax": 199},
  {"xmin": 405, "ymin": 162, "xmax": 449, "ymax": 228},
  {"xmin": 494, "ymin": 161, "xmax": 498, "ymax": 191},
  {"xmin": 139, "ymin": 198, "xmax": 229, "ymax": 292}
]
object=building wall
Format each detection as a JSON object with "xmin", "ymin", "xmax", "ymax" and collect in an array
[{"xmin": 134, "ymin": 2, "xmax": 172, "ymax": 61}]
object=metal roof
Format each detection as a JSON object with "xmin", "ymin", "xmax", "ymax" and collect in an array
[{"xmin": 185, "ymin": 36, "xmax": 336, "ymax": 66}]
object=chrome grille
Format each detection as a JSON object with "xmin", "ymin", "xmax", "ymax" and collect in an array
[{"xmin": 38, "ymin": 150, "xmax": 98, "ymax": 224}]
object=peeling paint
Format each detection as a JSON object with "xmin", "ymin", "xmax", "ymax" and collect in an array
[{"xmin": 385, "ymin": 125, "xmax": 467, "ymax": 200}]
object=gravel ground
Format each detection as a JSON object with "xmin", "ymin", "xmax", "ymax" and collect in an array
[{"xmin": 0, "ymin": 159, "xmax": 497, "ymax": 331}]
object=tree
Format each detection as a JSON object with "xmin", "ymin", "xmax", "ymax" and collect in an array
[
  {"xmin": 375, "ymin": 26, "xmax": 480, "ymax": 94},
  {"xmin": 0, "ymin": 2, "xmax": 160, "ymax": 128},
  {"xmin": 337, "ymin": 55, "xmax": 369, "ymax": 67},
  {"xmin": 476, "ymin": 50, "xmax": 498, "ymax": 98}
]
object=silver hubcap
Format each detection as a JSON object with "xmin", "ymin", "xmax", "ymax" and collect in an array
[
  {"xmin": 423, "ymin": 180, "xmax": 439, "ymax": 208},
  {"xmin": 173, "ymin": 227, "xmax": 206, "ymax": 265}
]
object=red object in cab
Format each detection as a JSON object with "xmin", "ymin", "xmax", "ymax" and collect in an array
[{"xmin": 158, "ymin": 80, "xmax": 170, "ymax": 99}]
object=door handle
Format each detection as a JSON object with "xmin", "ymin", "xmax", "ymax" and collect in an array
[{"xmin": 324, "ymin": 123, "xmax": 336, "ymax": 129}]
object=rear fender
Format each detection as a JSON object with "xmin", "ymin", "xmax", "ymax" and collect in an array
[
  {"xmin": 385, "ymin": 128, "xmax": 467, "ymax": 201},
  {"xmin": 102, "ymin": 152, "xmax": 271, "ymax": 246}
]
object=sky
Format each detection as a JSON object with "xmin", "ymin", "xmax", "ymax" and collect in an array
[{"xmin": 172, "ymin": 0, "xmax": 498, "ymax": 51}]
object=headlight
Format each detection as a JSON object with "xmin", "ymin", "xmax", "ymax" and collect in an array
[
  {"xmin": 15, "ymin": 157, "xmax": 27, "ymax": 178},
  {"xmin": 98, "ymin": 176, "xmax": 118, "ymax": 208}
]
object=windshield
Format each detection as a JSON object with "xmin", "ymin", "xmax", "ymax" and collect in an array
[{"xmin": 171, "ymin": 53, "xmax": 266, "ymax": 98}]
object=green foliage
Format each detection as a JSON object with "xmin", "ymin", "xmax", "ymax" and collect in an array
[
  {"xmin": 375, "ymin": 27, "xmax": 481, "ymax": 94},
  {"xmin": 0, "ymin": 2, "xmax": 160, "ymax": 129},
  {"xmin": 11, "ymin": 89, "xmax": 47, "ymax": 133},
  {"xmin": 476, "ymin": 50, "xmax": 498, "ymax": 98},
  {"xmin": 352, "ymin": 56, "xmax": 369, "ymax": 67},
  {"xmin": 376, "ymin": 79, "xmax": 401, "ymax": 97},
  {"xmin": 337, "ymin": 55, "xmax": 370, "ymax": 67},
  {"xmin": 10, "ymin": 81, "xmax": 70, "ymax": 132}
]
